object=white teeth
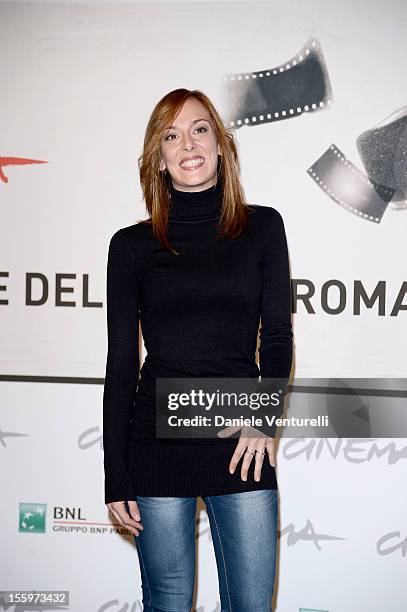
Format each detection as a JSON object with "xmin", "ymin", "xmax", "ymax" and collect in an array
[{"xmin": 180, "ymin": 158, "xmax": 204, "ymax": 168}]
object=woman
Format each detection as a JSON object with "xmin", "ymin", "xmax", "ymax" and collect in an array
[{"xmin": 103, "ymin": 88, "xmax": 293, "ymax": 611}]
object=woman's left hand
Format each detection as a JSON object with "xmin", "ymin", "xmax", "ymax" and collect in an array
[{"xmin": 217, "ymin": 424, "xmax": 275, "ymax": 482}]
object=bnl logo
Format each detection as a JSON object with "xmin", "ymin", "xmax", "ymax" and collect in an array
[{"xmin": 19, "ymin": 503, "xmax": 46, "ymax": 533}]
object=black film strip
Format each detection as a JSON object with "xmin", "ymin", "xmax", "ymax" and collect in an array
[
  {"xmin": 307, "ymin": 144, "xmax": 395, "ymax": 223},
  {"xmin": 357, "ymin": 106, "xmax": 407, "ymax": 211},
  {"xmin": 222, "ymin": 37, "xmax": 333, "ymax": 129}
]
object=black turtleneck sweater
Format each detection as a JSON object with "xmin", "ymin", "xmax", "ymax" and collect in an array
[{"xmin": 102, "ymin": 180, "xmax": 293, "ymax": 504}]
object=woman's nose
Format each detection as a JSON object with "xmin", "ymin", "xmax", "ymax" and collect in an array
[{"xmin": 182, "ymin": 133, "xmax": 196, "ymax": 150}]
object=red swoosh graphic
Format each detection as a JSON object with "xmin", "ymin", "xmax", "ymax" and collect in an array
[{"xmin": 0, "ymin": 156, "xmax": 48, "ymax": 183}]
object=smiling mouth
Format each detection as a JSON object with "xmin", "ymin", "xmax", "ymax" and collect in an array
[{"xmin": 180, "ymin": 157, "xmax": 205, "ymax": 169}]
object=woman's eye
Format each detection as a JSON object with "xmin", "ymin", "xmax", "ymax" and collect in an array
[{"xmin": 164, "ymin": 125, "xmax": 208, "ymax": 142}]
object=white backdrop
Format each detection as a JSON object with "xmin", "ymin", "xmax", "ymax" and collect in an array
[{"xmin": 1, "ymin": 1, "xmax": 406, "ymax": 611}]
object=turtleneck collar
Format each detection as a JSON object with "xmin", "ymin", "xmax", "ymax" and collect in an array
[{"xmin": 168, "ymin": 179, "xmax": 223, "ymax": 223}]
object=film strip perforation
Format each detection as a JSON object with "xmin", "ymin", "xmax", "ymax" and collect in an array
[{"xmin": 229, "ymin": 100, "xmax": 332, "ymax": 127}]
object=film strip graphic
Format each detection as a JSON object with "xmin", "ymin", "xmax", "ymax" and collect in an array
[
  {"xmin": 307, "ymin": 145, "xmax": 395, "ymax": 223},
  {"xmin": 222, "ymin": 37, "xmax": 333, "ymax": 129},
  {"xmin": 357, "ymin": 106, "xmax": 407, "ymax": 211}
]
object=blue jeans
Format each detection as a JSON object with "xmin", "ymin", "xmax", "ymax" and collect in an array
[{"xmin": 128, "ymin": 489, "xmax": 278, "ymax": 611}]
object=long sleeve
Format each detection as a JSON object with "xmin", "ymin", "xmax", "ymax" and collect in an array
[
  {"xmin": 103, "ymin": 229, "xmax": 140, "ymax": 504},
  {"xmin": 256, "ymin": 208, "xmax": 293, "ymax": 437}
]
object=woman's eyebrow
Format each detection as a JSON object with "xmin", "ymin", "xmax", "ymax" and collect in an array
[{"xmin": 167, "ymin": 118, "xmax": 211, "ymax": 129}]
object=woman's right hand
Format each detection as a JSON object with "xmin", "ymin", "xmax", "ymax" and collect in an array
[{"xmin": 107, "ymin": 500, "xmax": 144, "ymax": 537}]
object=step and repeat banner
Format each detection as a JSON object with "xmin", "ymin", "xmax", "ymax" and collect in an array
[{"xmin": 1, "ymin": 1, "xmax": 406, "ymax": 611}]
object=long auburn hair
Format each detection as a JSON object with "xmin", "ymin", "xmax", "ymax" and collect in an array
[{"xmin": 137, "ymin": 88, "xmax": 253, "ymax": 255}]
